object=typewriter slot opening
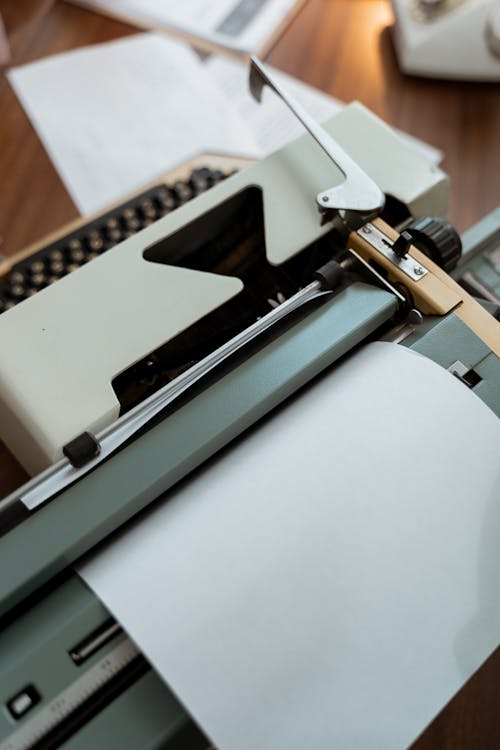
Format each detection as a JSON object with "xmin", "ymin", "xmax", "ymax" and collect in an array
[
  {"xmin": 113, "ymin": 188, "xmax": 342, "ymax": 413},
  {"xmin": 69, "ymin": 618, "xmax": 122, "ymax": 666}
]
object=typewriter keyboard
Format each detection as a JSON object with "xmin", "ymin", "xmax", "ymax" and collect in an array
[{"xmin": 0, "ymin": 166, "xmax": 232, "ymax": 315}]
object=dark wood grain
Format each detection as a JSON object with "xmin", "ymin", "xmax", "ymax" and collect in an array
[{"xmin": 0, "ymin": 1, "xmax": 499, "ymax": 747}]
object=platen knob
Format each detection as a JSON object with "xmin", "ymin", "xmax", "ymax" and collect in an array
[{"xmin": 406, "ymin": 216, "xmax": 462, "ymax": 273}]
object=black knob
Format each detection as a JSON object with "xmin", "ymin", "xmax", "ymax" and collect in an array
[
  {"xmin": 406, "ymin": 216, "xmax": 462, "ymax": 273},
  {"xmin": 392, "ymin": 230, "xmax": 413, "ymax": 259}
]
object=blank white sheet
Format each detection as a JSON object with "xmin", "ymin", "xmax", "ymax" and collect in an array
[
  {"xmin": 79, "ymin": 343, "xmax": 500, "ymax": 750},
  {"xmin": 7, "ymin": 34, "xmax": 259, "ymax": 215}
]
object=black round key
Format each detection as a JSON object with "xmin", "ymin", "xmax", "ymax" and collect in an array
[
  {"xmin": 122, "ymin": 207, "xmax": 137, "ymax": 221},
  {"xmin": 29, "ymin": 260, "xmax": 45, "ymax": 275},
  {"xmin": 191, "ymin": 174, "xmax": 210, "ymax": 194},
  {"xmin": 68, "ymin": 238, "xmax": 83, "ymax": 253},
  {"xmin": 172, "ymin": 181, "xmax": 193, "ymax": 203},
  {"xmin": 49, "ymin": 249, "xmax": 64, "ymax": 263},
  {"xmin": 9, "ymin": 271, "xmax": 25, "ymax": 286},
  {"xmin": 140, "ymin": 199, "xmax": 156, "ymax": 219},
  {"xmin": 209, "ymin": 169, "xmax": 224, "ymax": 182},
  {"xmin": 69, "ymin": 247, "xmax": 86, "ymax": 264},
  {"xmin": 125, "ymin": 217, "xmax": 141, "ymax": 232},
  {"xmin": 156, "ymin": 188, "xmax": 176, "ymax": 211},
  {"xmin": 49, "ymin": 261, "xmax": 65, "ymax": 276},
  {"xmin": 190, "ymin": 167, "xmax": 214, "ymax": 193},
  {"xmin": 30, "ymin": 273, "xmax": 47, "ymax": 289},
  {"xmin": 9, "ymin": 283, "xmax": 26, "ymax": 299},
  {"xmin": 107, "ymin": 228, "xmax": 122, "ymax": 245},
  {"xmin": 106, "ymin": 216, "xmax": 119, "ymax": 227},
  {"xmin": 88, "ymin": 233, "xmax": 104, "ymax": 252}
]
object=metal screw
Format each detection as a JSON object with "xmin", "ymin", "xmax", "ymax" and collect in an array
[
  {"xmin": 413, "ymin": 266, "xmax": 424, "ymax": 276},
  {"xmin": 322, "ymin": 196, "xmax": 329, "ymax": 203},
  {"xmin": 361, "ymin": 225, "xmax": 372, "ymax": 234}
]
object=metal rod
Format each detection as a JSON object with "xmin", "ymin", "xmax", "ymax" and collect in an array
[
  {"xmin": 347, "ymin": 247, "xmax": 406, "ymax": 302},
  {"xmin": 249, "ymin": 57, "xmax": 384, "ymax": 214}
]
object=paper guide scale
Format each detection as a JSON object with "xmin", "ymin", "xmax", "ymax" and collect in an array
[{"xmin": 0, "ymin": 58, "xmax": 499, "ymax": 750}]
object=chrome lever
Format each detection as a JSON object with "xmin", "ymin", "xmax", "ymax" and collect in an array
[{"xmin": 249, "ymin": 56, "xmax": 385, "ymax": 215}]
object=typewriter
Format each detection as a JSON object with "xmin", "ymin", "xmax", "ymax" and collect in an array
[{"xmin": 0, "ymin": 58, "xmax": 499, "ymax": 750}]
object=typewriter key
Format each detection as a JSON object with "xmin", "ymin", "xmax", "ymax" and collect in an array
[
  {"xmin": 125, "ymin": 217, "xmax": 141, "ymax": 232},
  {"xmin": 191, "ymin": 174, "xmax": 210, "ymax": 194},
  {"xmin": 156, "ymin": 188, "xmax": 176, "ymax": 211},
  {"xmin": 68, "ymin": 238, "xmax": 83, "ymax": 253},
  {"xmin": 69, "ymin": 247, "xmax": 86, "ymax": 264},
  {"xmin": 88, "ymin": 233, "xmax": 104, "ymax": 252},
  {"xmin": 122, "ymin": 207, "xmax": 137, "ymax": 221},
  {"xmin": 191, "ymin": 166, "xmax": 213, "ymax": 184},
  {"xmin": 209, "ymin": 169, "xmax": 224, "ymax": 183},
  {"xmin": 30, "ymin": 273, "xmax": 47, "ymax": 289},
  {"xmin": 106, "ymin": 216, "xmax": 119, "ymax": 228},
  {"xmin": 172, "ymin": 181, "xmax": 193, "ymax": 203},
  {"xmin": 107, "ymin": 228, "xmax": 123, "ymax": 244},
  {"xmin": 140, "ymin": 199, "xmax": 156, "ymax": 219},
  {"xmin": 28, "ymin": 260, "xmax": 45, "ymax": 275},
  {"xmin": 9, "ymin": 283, "xmax": 26, "ymax": 299},
  {"xmin": 9, "ymin": 271, "xmax": 25, "ymax": 286},
  {"xmin": 49, "ymin": 261, "xmax": 65, "ymax": 276},
  {"xmin": 49, "ymin": 248, "xmax": 64, "ymax": 263}
]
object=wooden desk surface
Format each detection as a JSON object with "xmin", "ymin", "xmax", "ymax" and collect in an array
[{"xmin": 0, "ymin": 1, "xmax": 499, "ymax": 747}]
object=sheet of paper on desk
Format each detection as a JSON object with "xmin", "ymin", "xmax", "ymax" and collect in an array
[
  {"xmin": 67, "ymin": 0, "xmax": 301, "ymax": 55},
  {"xmin": 79, "ymin": 343, "xmax": 500, "ymax": 750},
  {"xmin": 7, "ymin": 33, "xmax": 260, "ymax": 215}
]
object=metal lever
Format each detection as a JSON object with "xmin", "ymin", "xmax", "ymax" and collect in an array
[{"xmin": 249, "ymin": 56, "xmax": 385, "ymax": 215}]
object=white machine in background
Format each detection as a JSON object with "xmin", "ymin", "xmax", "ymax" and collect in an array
[{"xmin": 390, "ymin": 0, "xmax": 500, "ymax": 80}]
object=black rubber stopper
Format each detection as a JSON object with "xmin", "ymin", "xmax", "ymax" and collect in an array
[
  {"xmin": 313, "ymin": 260, "xmax": 344, "ymax": 290},
  {"xmin": 63, "ymin": 431, "xmax": 101, "ymax": 468}
]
